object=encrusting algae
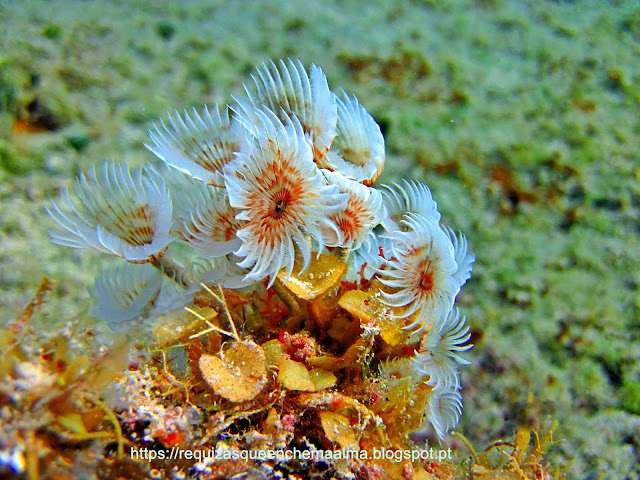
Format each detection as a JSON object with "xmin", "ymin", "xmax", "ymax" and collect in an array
[{"xmin": 0, "ymin": 59, "xmax": 562, "ymax": 479}]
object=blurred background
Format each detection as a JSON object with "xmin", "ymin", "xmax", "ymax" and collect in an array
[{"xmin": 1, "ymin": 1, "xmax": 638, "ymax": 477}]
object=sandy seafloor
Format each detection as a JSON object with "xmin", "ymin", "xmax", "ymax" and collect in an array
[{"xmin": 1, "ymin": 0, "xmax": 639, "ymax": 478}]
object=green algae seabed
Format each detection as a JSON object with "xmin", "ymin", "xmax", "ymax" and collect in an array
[{"xmin": 1, "ymin": 0, "xmax": 639, "ymax": 478}]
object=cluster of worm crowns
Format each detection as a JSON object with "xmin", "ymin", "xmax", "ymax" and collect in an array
[{"xmin": 48, "ymin": 59, "xmax": 475, "ymax": 443}]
